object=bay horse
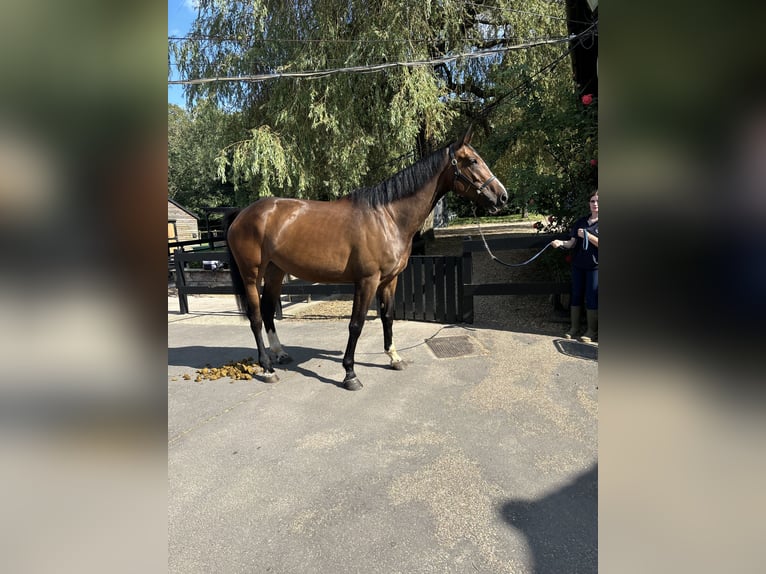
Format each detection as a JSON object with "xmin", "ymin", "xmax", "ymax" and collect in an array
[{"xmin": 225, "ymin": 126, "xmax": 508, "ymax": 390}]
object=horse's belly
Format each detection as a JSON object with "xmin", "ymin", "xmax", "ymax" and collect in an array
[
  {"xmin": 281, "ymin": 263, "xmax": 351, "ymax": 284},
  {"xmin": 271, "ymin": 246, "xmax": 356, "ymax": 284}
]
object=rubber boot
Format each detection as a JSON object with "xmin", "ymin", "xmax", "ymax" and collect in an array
[
  {"xmin": 564, "ymin": 305, "xmax": 582, "ymax": 339},
  {"xmin": 580, "ymin": 309, "xmax": 598, "ymax": 343}
]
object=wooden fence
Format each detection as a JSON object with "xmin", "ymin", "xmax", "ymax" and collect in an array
[
  {"xmin": 460, "ymin": 234, "xmax": 570, "ymax": 323},
  {"xmin": 393, "ymin": 256, "xmax": 463, "ymax": 323},
  {"xmin": 170, "ymin": 233, "xmax": 570, "ymax": 323}
]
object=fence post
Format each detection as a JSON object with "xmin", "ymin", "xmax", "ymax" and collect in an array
[
  {"xmin": 445, "ymin": 256, "xmax": 459, "ymax": 323},
  {"xmin": 460, "ymin": 248, "xmax": 473, "ymax": 323},
  {"xmin": 174, "ymin": 249, "xmax": 188, "ymax": 314}
]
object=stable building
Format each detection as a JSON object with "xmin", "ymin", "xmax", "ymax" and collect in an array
[{"xmin": 168, "ymin": 198, "xmax": 200, "ymax": 242}]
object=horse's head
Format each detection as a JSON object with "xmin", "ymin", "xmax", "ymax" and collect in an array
[{"xmin": 449, "ymin": 126, "xmax": 509, "ymax": 214}]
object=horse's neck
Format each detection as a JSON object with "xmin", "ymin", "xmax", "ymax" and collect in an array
[{"xmin": 386, "ymin": 161, "xmax": 450, "ymax": 238}]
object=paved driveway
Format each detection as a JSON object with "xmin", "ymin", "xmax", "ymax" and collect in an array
[{"xmin": 168, "ymin": 296, "xmax": 597, "ymax": 574}]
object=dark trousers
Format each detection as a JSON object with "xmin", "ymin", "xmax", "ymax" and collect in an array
[{"xmin": 571, "ymin": 266, "xmax": 598, "ymax": 310}]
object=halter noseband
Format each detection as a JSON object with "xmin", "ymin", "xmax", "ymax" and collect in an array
[{"xmin": 449, "ymin": 147, "xmax": 497, "ymax": 196}]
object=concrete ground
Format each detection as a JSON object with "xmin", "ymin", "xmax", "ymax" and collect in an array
[{"xmin": 168, "ymin": 294, "xmax": 597, "ymax": 574}]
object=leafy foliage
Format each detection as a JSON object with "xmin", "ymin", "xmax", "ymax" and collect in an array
[
  {"xmin": 168, "ymin": 101, "xmax": 243, "ymax": 212},
  {"xmin": 169, "ymin": 0, "xmax": 597, "ymax": 225},
  {"xmin": 485, "ymin": 85, "xmax": 598, "ymax": 232}
]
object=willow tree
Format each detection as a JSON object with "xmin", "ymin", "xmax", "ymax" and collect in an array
[{"xmin": 171, "ymin": 0, "xmax": 592, "ymax": 210}]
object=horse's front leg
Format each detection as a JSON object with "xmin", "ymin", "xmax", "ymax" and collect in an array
[
  {"xmin": 342, "ymin": 279, "xmax": 377, "ymax": 390},
  {"xmin": 378, "ymin": 277, "xmax": 405, "ymax": 370}
]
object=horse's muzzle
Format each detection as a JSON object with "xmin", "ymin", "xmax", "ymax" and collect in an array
[{"xmin": 485, "ymin": 182, "xmax": 508, "ymax": 212}]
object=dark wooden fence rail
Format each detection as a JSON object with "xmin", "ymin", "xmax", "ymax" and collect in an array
[
  {"xmin": 173, "ymin": 249, "xmax": 356, "ymax": 315},
  {"xmin": 168, "ymin": 235, "xmax": 228, "ymax": 257},
  {"xmin": 173, "ymin": 250, "xmax": 230, "ymax": 314},
  {"xmin": 394, "ymin": 256, "xmax": 463, "ymax": 323},
  {"xmin": 171, "ymin": 232, "xmax": 571, "ymax": 322},
  {"xmin": 460, "ymin": 233, "xmax": 571, "ymax": 323},
  {"xmin": 168, "ymin": 235, "xmax": 228, "ymax": 279}
]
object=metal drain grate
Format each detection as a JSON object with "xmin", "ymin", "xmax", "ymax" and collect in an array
[
  {"xmin": 554, "ymin": 339, "xmax": 598, "ymax": 361},
  {"xmin": 425, "ymin": 336, "xmax": 477, "ymax": 359}
]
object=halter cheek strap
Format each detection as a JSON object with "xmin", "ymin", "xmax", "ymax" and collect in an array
[{"xmin": 449, "ymin": 147, "xmax": 496, "ymax": 195}]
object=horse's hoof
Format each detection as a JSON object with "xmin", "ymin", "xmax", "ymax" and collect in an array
[
  {"xmin": 276, "ymin": 354, "xmax": 292, "ymax": 364},
  {"xmin": 343, "ymin": 377, "xmax": 363, "ymax": 391},
  {"xmin": 391, "ymin": 361, "xmax": 405, "ymax": 371},
  {"xmin": 260, "ymin": 371, "xmax": 279, "ymax": 383}
]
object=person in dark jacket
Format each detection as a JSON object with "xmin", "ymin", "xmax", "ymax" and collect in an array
[{"xmin": 550, "ymin": 191, "xmax": 599, "ymax": 342}]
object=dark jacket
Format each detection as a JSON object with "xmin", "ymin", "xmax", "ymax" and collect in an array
[{"xmin": 569, "ymin": 216, "xmax": 598, "ymax": 269}]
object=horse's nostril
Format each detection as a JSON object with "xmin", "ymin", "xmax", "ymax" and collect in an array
[{"xmin": 501, "ymin": 191, "xmax": 508, "ymax": 204}]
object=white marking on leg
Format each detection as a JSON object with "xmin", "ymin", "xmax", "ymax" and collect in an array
[
  {"xmin": 267, "ymin": 330, "xmax": 290, "ymax": 362},
  {"xmin": 386, "ymin": 342, "xmax": 403, "ymax": 366}
]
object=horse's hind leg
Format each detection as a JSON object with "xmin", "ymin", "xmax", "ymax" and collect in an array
[
  {"xmin": 242, "ymin": 278, "xmax": 278, "ymax": 381},
  {"xmin": 378, "ymin": 277, "xmax": 405, "ymax": 370},
  {"xmin": 261, "ymin": 263, "xmax": 291, "ymax": 364}
]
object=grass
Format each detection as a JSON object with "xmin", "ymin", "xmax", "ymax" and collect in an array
[{"xmin": 446, "ymin": 211, "xmax": 541, "ymax": 227}]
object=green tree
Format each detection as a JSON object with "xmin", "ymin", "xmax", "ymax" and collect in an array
[
  {"xmin": 168, "ymin": 100, "xmax": 244, "ymax": 212},
  {"xmin": 441, "ymin": 0, "xmax": 597, "ymax": 230},
  {"xmin": 483, "ymin": 83, "xmax": 598, "ymax": 231},
  {"xmin": 170, "ymin": 0, "xmax": 596, "ymax": 222}
]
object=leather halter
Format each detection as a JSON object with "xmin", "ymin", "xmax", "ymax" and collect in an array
[{"xmin": 449, "ymin": 146, "xmax": 497, "ymax": 196}]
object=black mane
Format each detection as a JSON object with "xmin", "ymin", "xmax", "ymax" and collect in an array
[{"xmin": 350, "ymin": 145, "xmax": 450, "ymax": 208}]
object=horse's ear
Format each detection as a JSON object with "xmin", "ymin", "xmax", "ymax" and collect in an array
[{"xmin": 460, "ymin": 124, "xmax": 474, "ymax": 147}]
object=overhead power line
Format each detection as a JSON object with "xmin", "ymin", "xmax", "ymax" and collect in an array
[
  {"xmin": 478, "ymin": 42, "xmax": 579, "ymax": 119},
  {"xmin": 167, "ymin": 6, "xmax": 589, "ymax": 45},
  {"xmin": 169, "ymin": 35, "xmax": 422, "ymax": 44},
  {"xmin": 169, "ymin": 32, "xmax": 588, "ymax": 86}
]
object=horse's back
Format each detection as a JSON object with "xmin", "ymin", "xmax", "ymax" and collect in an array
[
  {"xmin": 228, "ymin": 197, "xmax": 372, "ymax": 282},
  {"xmin": 231, "ymin": 197, "xmax": 356, "ymax": 239}
]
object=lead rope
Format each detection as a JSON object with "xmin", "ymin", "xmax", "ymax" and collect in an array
[{"xmin": 473, "ymin": 209, "xmax": 553, "ymax": 268}]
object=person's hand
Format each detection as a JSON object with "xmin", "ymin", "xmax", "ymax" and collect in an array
[
  {"xmin": 550, "ymin": 239, "xmax": 561, "ymax": 248},
  {"xmin": 576, "ymin": 228, "xmax": 584, "ymax": 239}
]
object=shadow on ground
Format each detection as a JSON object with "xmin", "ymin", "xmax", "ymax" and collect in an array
[
  {"xmin": 499, "ymin": 464, "xmax": 598, "ymax": 574},
  {"xmin": 168, "ymin": 344, "xmax": 394, "ymax": 388}
]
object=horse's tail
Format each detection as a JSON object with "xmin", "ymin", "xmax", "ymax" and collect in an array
[{"xmin": 224, "ymin": 209, "xmax": 250, "ymax": 316}]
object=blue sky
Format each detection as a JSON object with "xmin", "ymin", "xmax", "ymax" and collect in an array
[{"xmin": 168, "ymin": 0, "xmax": 197, "ymax": 107}]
